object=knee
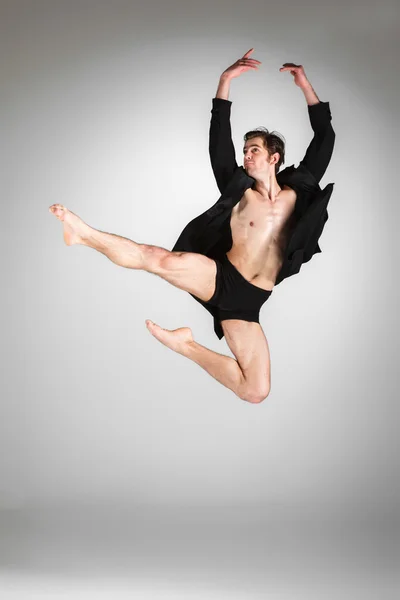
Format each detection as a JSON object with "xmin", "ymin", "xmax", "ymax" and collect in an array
[{"xmin": 241, "ymin": 382, "xmax": 271, "ymax": 404}]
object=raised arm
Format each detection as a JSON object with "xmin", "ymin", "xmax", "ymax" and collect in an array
[
  {"xmin": 210, "ymin": 49, "xmax": 261, "ymax": 193},
  {"xmin": 280, "ymin": 63, "xmax": 335, "ymax": 183}
]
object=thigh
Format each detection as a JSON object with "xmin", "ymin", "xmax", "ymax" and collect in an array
[
  {"xmin": 221, "ymin": 319, "xmax": 271, "ymax": 394},
  {"xmin": 144, "ymin": 247, "xmax": 218, "ymax": 303}
]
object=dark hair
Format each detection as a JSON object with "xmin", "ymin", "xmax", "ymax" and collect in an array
[{"xmin": 244, "ymin": 127, "xmax": 286, "ymax": 174}]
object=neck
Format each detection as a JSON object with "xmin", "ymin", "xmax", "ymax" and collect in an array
[{"xmin": 253, "ymin": 173, "xmax": 281, "ymax": 201}]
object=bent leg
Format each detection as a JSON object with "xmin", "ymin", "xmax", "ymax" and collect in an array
[
  {"xmin": 147, "ymin": 320, "xmax": 246, "ymax": 400},
  {"xmin": 221, "ymin": 319, "xmax": 271, "ymax": 402},
  {"xmin": 181, "ymin": 338, "xmax": 247, "ymax": 399},
  {"xmin": 147, "ymin": 319, "xmax": 271, "ymax": 404}
]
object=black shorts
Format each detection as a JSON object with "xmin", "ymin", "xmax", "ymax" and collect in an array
[{"xmin": 191, "ymin": 254, "xmax": 273, "ymax": 340}]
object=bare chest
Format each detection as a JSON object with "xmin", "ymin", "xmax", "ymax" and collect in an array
[
  {"xmin": 227, "ymin": 187, "xmax": 297, "ymax": 287},
  {"xmin": 230, "ymin": 187, "xmax": 297, "ymax": 247}
]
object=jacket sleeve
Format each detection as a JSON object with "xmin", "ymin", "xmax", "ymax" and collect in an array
[
  {"xmin": 298, "ymin": 101, "xmax": 335, "ymax": 184},
  {"xmin": 209, "ymin": 98, "xmax": 238, "ymax": 194}
]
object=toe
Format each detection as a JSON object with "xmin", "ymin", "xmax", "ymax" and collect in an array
[
  {"xmin": 59, "ymin": 210, "xmax": 67, "ymax": 220},
  {"xmin": 49, "ymin": 204, "xmax": 65, "ymax": 217}
]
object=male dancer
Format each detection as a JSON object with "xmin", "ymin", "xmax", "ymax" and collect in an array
[{"xmin": 49, "ymin": 50, "xmax": 335, "ymax": 404}]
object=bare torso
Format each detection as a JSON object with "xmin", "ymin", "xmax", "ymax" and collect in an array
[{"xmin": 226, "ymin": 186, "xmax": 297, "ymax": 291}]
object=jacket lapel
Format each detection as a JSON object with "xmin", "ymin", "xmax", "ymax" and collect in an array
[
  {"xmin": 206, "ymin": 167, "xmax": 254, "ymax": 219},
  {"xmin": 277, "ymin": 164, "xmax": 321, "ymax": 217},
  {"xmin": 284, "ymin": 182, "xmax": 334, "ymax": 259}
]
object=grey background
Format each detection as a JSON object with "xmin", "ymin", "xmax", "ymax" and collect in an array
[{"xmin": 1, "ymin": 0, "xmax": 399, "ymax": 598}]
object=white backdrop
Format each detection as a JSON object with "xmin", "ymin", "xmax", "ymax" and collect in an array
[{"xmin": 1, "ymin": 0, "xmax": 398, "ymax": 522}]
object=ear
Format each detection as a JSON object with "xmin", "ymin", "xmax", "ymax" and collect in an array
[{"xmin": 269, "ymin": 152, "xmax": 280, "ymax": 165}]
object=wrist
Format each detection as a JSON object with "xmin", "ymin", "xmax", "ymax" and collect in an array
[
  {"xmin": 299, "ymin": 80, "xmax": 312, "ymax": 91},
  {"xmin": 220, "ymin": 72, "xmax": 233, "ymax": 82},
  {"xmin": 302, "ymin": 82, "xmax": 320, "ymax": 105}
]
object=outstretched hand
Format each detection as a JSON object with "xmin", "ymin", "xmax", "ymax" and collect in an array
[
  {"xmin": 222, "ymin": 48, "xmax": 261, "ymax": 79},
  {"xmin": 279, "ymin": 63, "xmax": 309, "ymax": 88}
]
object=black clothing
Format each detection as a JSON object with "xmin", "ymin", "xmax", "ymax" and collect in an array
[
  {"xmin": 192, "ymin": 254, "xmax": 273, "ymax": 340},
  {"xmin": 172, "ymin": 97, "xmax": 335, "ymax": 339}
]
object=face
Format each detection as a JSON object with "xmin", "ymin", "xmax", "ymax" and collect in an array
[{"xmin": 243, "ymin": 136, "xmax": 275, "ymax": 177}]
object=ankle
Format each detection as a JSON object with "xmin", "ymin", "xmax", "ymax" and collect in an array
[
  {"xmin": 79, "ymin": 224, "xmax": 94, "ymax": 245},
  {"xmin": 180, "ymin": 339, "xmax": 197, "ymax": 357}
]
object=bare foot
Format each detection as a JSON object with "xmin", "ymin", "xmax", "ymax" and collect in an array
[
  {"xmin": 145, "ymin": 320, "xmax": 194, "ymax": 354},
  {"xmin": 49, "ymin": 204, "xmax": 89, "ymax": 246}
]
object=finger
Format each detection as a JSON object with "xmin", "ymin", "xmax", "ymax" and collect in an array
[
  {"xmin": 243, "ymin": 48, "xmax": 254, "ymax": 58},
  {"xmin": 240, "ymin": 59, "xmax": 261, "ymax": 65},
  {"xmin": 279, "ymin": 66, "xmax": 299, "ymax": 71},
  {"xmin": 281, "ymin": 62, "xmax": 300, "ymax": 68},
  {"xmin": 240, "ymin": 63, "xmax": 261, "ymax": 69}
]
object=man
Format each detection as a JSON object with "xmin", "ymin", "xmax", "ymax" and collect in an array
[{"xmin": 49, "ymin": 50, "xmax": 335, "ymax": 404}]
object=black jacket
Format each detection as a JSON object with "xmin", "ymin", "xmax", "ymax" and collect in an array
[{"xmin": 172, "ymin": 98, "xmax": 335, "ymax": 285}]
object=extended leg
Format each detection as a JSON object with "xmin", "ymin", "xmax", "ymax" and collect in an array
[
  {"xmin": 49, "ymin": 204, "xmax": 217, "ymax": 302},
  {"xmin": 49, "ymin": 203, "xmax": 147, "ymax": 268}
]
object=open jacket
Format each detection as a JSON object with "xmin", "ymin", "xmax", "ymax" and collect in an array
[{"xmin": 173, "ymin": 97, "xmax": 335, "ymax": 285}]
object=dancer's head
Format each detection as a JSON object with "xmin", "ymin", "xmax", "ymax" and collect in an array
[{"xmin": 243, "ymin": 128, "xmax": 285, "ymax": 178}]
